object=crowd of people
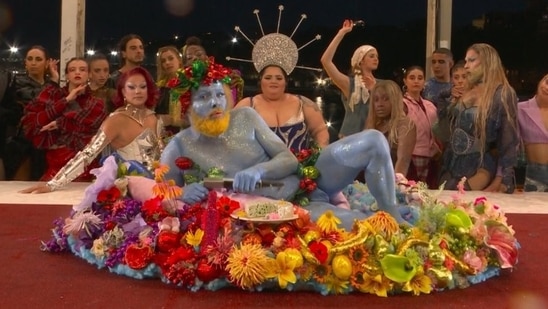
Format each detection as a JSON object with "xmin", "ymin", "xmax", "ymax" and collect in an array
[{"xmin": 0, "ymin": 19, "xmax": 547, "ymax": 197}]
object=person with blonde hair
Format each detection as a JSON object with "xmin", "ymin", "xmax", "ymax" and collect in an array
[
  {"xmin": 366, "ymin": 80, "xmax": 416, "ymax": 175},
  {"xmin": 155, "ymin": 45, "xmax": 185, "ymax": 133},
  {"xmin": 321, "ymin": 19, "xmax": 378, "ymax": 139},
  {"xmin": 440, "ymin": 43, "xmax": 519, "ymax": 193}
]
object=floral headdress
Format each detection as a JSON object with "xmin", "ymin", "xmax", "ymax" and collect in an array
[{"xmin": 167, "ymin": 57, "xmax": 233, "ymax": 116}]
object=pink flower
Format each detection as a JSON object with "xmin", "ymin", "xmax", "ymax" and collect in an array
[
  {"xmin": 463, "ymin": 250, "xmax": 486, "ymax": 273},
  {"xmin": 474, "ymin": 196, "xmax": 487, "ymax": 206},
  {"xmin": 484, "ymin": 221, "xmax": 519, "ymax": 268}
]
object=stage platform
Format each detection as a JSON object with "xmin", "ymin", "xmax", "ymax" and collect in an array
[{"xmin": 1, "ymin": 181, "xmax": 546, "ymax": 213}]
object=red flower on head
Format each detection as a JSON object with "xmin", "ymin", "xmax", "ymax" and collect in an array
[
  {"xmin": 175, "ymin": 157, "xmax": 194, "ymax": 170},
  {"xmin": 166, "ymin": 77, "xmax": 180, "ymax": 88}
]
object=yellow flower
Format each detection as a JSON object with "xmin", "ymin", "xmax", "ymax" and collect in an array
[
  {"xmin": 226, "ymin": 244, "xmax": 271, "ymax": 289},
  {"xmin": 90, "ymin": 238, "xmax": 106, "ymax": 258},
  {"xmin": 324, "ymin": 275, "xmax": 350, "ymax": 295},
  {"xmin": 402, "ymin": 269, "xmax": 432, "ymax": 296},
  {"xmin": 312, "ymin": 264, "xmax": 331, "ymax": 283},
  {"xmin": 269, "ymin": 251, "xmax": 298, "ymax": 289},
  {"xmin": 317, "ymin": 210, "xmax": 341, "ymax": 233},
  {"xmin": 357, "ymin": 272, "xmax": 392, "ymax": 297},
  {"xmin": 185, "ymin": 229, "xmax": 204, "ymax": 247}
]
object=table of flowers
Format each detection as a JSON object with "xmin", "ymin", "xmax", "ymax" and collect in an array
[{"xmin": 42, "ymin": 154, "xmax": 519, "ymax": 297}]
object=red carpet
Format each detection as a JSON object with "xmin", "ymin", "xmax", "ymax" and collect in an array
[{"xmin": 1, "ymin": 204, "xmax": 547, "ymax": 309}]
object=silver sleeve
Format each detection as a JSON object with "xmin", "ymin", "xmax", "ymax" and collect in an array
[{"xmin": 46, "ymin": 130, "xmax": 109, "ymax": 191}]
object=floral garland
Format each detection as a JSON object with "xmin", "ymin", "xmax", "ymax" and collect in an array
[
  {"xmin": 43, "ymin": 157, "xmax": 519, "ymax": 296},
  {"xmin": 291, "ymin": 145, "xmax": 321, "ymax": 206},
  {"xmin": 166, "ymin": 57, "xmax": 232, "ymax": 116}
]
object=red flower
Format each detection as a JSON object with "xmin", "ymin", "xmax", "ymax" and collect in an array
[
  {"xmin": 97, "ymin": 186, "xmax": 121, "ymax": 206},
  {"xmin": 175, "ymin": 156, "xmax": 194, "ymax": 170},
  {"xmin": 261, "ymin": 231, "xmax": 276, "ymax": 247},
  {"xmin": 179, "ymin": 93, "xmax": 192, "ymax": 116},
  {"xmin": 216, "ymin": 196, "xmax": 240, "ymax": 217},
  {"xmin": 308, "ymin": 240, "xmax": 329, "ymax": 264},
  {"xmin": 156, "ymin": 230, "xmax": 182, "ymax": 253},
  {"xmin": 166, "ymin": 246, "xmax": 196, "ymax": 265},
  {"xmin": 124, "ymin": 243, "xmax": 154, "ymax": 269},
  {"xmin": 104, "ymin": 220, "xmax": 117, "ymax": 231},
  {"xmin": 299, "ymin": 178, "xmax": 317, "ymax": 193},
  {"xmin": 166, "ymin": 77, "xmax": 180, "ymax": 88},
  {"xmin": 296, "ymin": 149, "xmax": 312, "ymax": 162},
  {"xmin": 141, "ymin": 196, "xmax": 169, "ymax": 224}
]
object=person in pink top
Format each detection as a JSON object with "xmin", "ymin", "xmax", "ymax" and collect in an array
[
  {"xmin": 518, "ymin": 73, "xmax": 548, "ymax": 191},
  {"xmin": 402, "ymin": 66, "xmax": 438, "ymax": 186}
]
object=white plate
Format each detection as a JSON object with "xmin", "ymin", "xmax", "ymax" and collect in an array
[{"xmin": 230, "ymin": 213, "xmax": 298, "ymax": 224}]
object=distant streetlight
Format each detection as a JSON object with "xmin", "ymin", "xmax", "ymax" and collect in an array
[
  {"xmin": 86, "ymin": 49, "xmax": 95, "ymax": 56},
  {"xmin": 110, "ymin": 51, "xmax": 118, "ymax": 56},
  {"xmin": 9, "ymin": 46, "xmax": 18, "ymax": 53},
  {"xmin": 231, "ymin": 37, "xmax": 238, "ymax": 43}
]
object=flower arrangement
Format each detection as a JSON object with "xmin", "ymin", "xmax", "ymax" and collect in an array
[
  {"xmin": 291, "ymin": 146, "xmax": 321, "ymax": 206},
  {"xmin": 43, "ymin": 157, "xmax": 519, "ymax": 296},
  {"xmin": 166, "ymin": 58, "xmax": 233, "ymax": 116}
]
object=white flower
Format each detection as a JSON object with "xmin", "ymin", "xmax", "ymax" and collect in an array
[{"xmin": 63, "ymin": 211, "xmax": 102, "ymax": 235}]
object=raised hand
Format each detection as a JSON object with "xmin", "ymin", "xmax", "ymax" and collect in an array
[
  {"xmin": 66, "ymin": 84, "xmax": 87, "ymax": 101},
  {"xmin": 48, "ymin": 59, "xmax": 60, "ymax": 83},
  {"xmin": 339, "ymin": 19, "xmax": 354, "ymax": 35}
]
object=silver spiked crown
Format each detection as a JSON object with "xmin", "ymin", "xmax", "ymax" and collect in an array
[{"xmin": 226, "ymin": 5, "xmax": 322, "ymax": 74}]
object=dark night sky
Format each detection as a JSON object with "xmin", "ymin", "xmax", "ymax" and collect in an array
[{"xmin": 0, "ymin": 0, "xmax": 529, "ymax": 53}]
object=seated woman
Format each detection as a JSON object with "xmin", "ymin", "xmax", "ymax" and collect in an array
[
  {"xmin": 21, "ymin": 57, "xmax": 107, "ymax": 181},
  {"xmin": 518, "ymin": 73, "xmax": 548, "ymax": 192},
  {"xmin": 235, "ymin": 64, "xmax": 329, "ymax": 150},
  {"xmin": 440, "ymin": 43, "xmax": 519, "ymax": 193},
  {"xmin": 20, "ymin": 67, "xmax": 164, "ymax": 193},
  {"xmin": 366, "ymin": 80, "xmax": 416, "ymax": 176}
]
